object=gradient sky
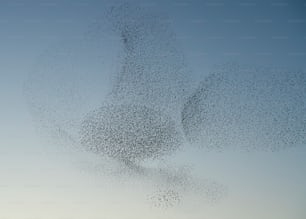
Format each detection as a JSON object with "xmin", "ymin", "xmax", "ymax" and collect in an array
[{"xmin": 1, "ymin": 0, "xmax": 306, "ymax": 218}]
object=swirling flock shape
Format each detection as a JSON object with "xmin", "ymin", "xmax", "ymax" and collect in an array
[{"xmin": 24, "ymin": 2, "xmax": 306, "ymax": 208}]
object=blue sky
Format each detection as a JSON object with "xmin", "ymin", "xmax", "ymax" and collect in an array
[{"xmin": 1, "ymin": 0, "xmax": 306, "ymax": 218}]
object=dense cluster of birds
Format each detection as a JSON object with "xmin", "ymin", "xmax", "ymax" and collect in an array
[
  {"xmin": 148, "ymin": 189, "xmax": 181, "ymax": 209},
  {"xmin": 24, "ymin": 1, "xmax": 305, "ymax": 209},
  {"xmin": 80, "ymin": 104, "xmax": 182, "ymax": 164},
  {"xmin": 182, "ymin": 63, "xmax": 306, "ymax": 152}
]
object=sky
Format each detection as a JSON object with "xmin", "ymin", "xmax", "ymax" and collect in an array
[{"xmin": 1, "ymin": 0, "xmax": 306, "ymax": 218}]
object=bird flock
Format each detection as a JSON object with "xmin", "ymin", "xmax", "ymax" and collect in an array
[{"xmin": 24, "ymin": 2, "xmax": 306, "ymax": 209}]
